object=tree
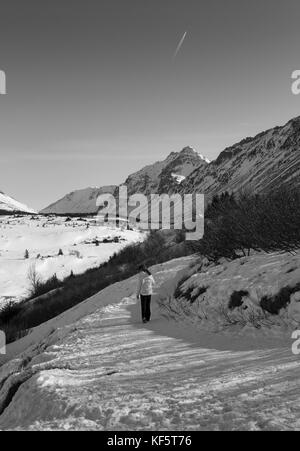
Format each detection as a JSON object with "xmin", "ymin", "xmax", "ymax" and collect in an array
[{"xmin": 27, "ymin": 264, "xmax": 41, "ymax": 295}]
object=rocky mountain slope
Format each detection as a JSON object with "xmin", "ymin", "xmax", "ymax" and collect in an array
[
  {"xmin": 41, "ymin": 186, "xmax": 117, "ymax": 215},
  {"xmin": 177, "ymin": 116, "xmax": 300, "ymax": 198},
  {"xmin": 122, "ymin": 146, "xmax": 208, "ymax": 196},
  {"xmin": 0, "ymin": 192, "xmax": 36, "ymax": 214}
]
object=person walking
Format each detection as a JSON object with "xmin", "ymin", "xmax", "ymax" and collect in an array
[{"xmin": 136, "ymin": 265, "xmax": 156, "ymax": 323}]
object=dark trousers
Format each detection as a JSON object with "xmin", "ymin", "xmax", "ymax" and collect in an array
[{"xmin": 140, "ymin": 295, "xmax": 151, "ymax": 321}]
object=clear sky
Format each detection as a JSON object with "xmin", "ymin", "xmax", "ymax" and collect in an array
[{"xmin": 0, "ymin": 0, "xmax": 300, "ymax": 210}]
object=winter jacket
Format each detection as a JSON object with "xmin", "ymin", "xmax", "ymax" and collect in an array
[{"xmin": 136, "ymin": 273, "xmax": 156, "ymax": 296}]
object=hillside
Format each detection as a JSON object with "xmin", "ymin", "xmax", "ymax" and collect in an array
[
  {"xmin": 178, "ymin": 117, "xmax": 300, "ymax": 197},
  {"xmin": 0, "ymin": 192, "xmax": 36, "ymax": 214},
  {"xmin": 41, "ymin": 186, "xmax": 117, "ymax": 215}
]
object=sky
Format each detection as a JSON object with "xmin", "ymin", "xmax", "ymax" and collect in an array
[{"xmin": 0, "ymin": 0, "xmax": 300, "ymax": 210}]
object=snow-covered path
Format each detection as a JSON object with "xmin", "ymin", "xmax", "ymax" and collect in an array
[{"xmin": 0, "ymin": 257, "xmax": 299, "ymax": 430}]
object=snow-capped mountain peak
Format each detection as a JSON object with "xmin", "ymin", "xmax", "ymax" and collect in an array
[
  {"xmin": 0, "ymin": 191, "xmax": 36, "ymax": 214},
  {"xmin": 181, "ymin": 146, "xmax": 211, "ymax": 164},
  {"xmin": 198, "ymin": 154, "xmax": 211, "ymax": 164},
  {"xmin": 123, "ymin": 146, "xmax": 209, "ymax": 196}
]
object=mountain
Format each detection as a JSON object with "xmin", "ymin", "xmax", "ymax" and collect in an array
[
  {"xmin": 177, "ymin": 117, "xmax": 300, "ymax": 198},
  {"xmin": 41, "ymin": 115, "xmax": 300, "ymax": 215},
  {"xmin": 41, "ymin": 186, "xmax": 117, "ymax": 215},
  {"xmin": 0, "ymin": 191, "xmax": 36, "ymax": 214},
  {"xmin": 41, "ymin": 147, "xmax": 207, "ymax": 214},
  {"xmin": 122, "ymin": 147, "xmax": 209, "ymax": 196}
]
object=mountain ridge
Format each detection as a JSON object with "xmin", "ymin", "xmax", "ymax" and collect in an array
[
  {"xmin": 41, "ymin": 115, "xmax": 300, "ymax": 214},
  {"xmin": 177, "ymin": 116, "xmax": 300, "ymax": 198},
  {"xmin": 0, "ymin": 191, "xmax": 36, "ymax": 214}
]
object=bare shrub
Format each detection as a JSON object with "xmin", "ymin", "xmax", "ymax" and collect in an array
[
  {"xmin": 4, "ymin": 230, "xmax": 194, "ymax": 343},
  {"xmin": 27, "ymin": 265, "xmax": 61, "ymax": 300},
  {"xmin": 0, "ymin": 301, "xmax": 23, "ymax": 325},
  {"xmin": 194, "ymin": 187, "xmax": 300, "ymax": 262},
  {"xmin": 27, "ymin": 264, "xmax": 42, "ymax": 296}
]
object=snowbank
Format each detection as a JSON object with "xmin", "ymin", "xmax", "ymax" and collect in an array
[{"xmin": 158, "ymin": 251, "xmax": 300, "ymax": 337}]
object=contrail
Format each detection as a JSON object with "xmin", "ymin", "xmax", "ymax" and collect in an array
[{"xmin": 173, "ymin": 31, "xmax": 187, "ymax": 59}]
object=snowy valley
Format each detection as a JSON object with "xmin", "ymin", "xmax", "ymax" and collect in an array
[
  {"xmin": 0, "ymin": 116, "xmax": 300, "ymax": 431},
  {"xmin": 0, "ymin": 215, "xmax": 143, "ymax": 306},
  {"xmin": 2, "ymin": 0, "xmax": 300, "ymax": 433}
]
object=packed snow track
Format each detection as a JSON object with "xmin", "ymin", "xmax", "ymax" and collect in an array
[{"xmin": 0, "ymin": 257, "xmax": 299, "ymax": 430}]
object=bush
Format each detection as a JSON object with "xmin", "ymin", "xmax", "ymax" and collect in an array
[
  {"xmin": 27, "ymin": 264, "xmax": 41, "ymax": 295},
  {"xmin": 27, "ymin": 265, "xmax": 62, "ymax": 300},
  {"xmin": 0, "ymin": 301, "xmax": 23, "ymax": 325},
  {"xmin": 3, "ymin": 230, "xmax": 193, "ymax": 343}
]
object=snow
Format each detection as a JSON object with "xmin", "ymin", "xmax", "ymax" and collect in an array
[
  {"xmin": 171, "ymin": 173, "xmax": 186, "ymax": 184},
  {"xmin": 191, "ymin": 149, "xmax": 210, "ymax": 164},
  {"xmin": 0, "ymin": 215, "xmax": 144, "ymax": 305},
  {"xmin": 289, "ymin": 293, "xmax": 300, "ymax": 325},
  {"xmin": 0, "ymin": 255, "xmax": 299, "ymax": 430},
  {"xmin": 162, "ymin": 251, "xmax": 300, "ymax": 335},
  {"xmin": 199, "ymin": 154, "xmax": 211, "ymax": 164},
  {"xmin": 0, "ymin": 192, "xmax": 36, "ymax": 214}
]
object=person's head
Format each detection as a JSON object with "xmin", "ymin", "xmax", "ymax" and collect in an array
[{"xmin": 138, "ymin": 264, "xmax": 151, "ymax": 276}]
